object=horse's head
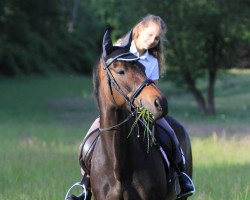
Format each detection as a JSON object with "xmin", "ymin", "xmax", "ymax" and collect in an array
[{"xmin": 94, "ymin": 31, "xmax": 168, "ymax": 120}]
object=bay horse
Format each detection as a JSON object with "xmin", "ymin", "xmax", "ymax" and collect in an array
[{"xmin": 89, "ymin": 31, "xmax": 192, "ymax": 200}]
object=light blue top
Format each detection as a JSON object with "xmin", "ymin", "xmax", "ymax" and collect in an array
[{"xmin": 130, "ymin": 41, "xmax": 159, "ymax": 81}]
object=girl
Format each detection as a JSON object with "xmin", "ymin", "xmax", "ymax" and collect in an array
[{"xmin": 69, "ymin": 14, "xmax": 195, "ymax": 200}]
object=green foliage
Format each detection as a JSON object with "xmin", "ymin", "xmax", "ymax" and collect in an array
[
  {"xmin": 139, "ymin": 0, "xmax": 250, "ymax": 114},
  {"xmin": 159, "ymin": 0, "xmax": 250, "ymax": 81},
  {"xmin": 1, "ymin": 0, "xmax": 249, "ymax": 116},
  {"xmin": 84, "ymin": 0, "xmax": 141, "ymax": 39},
  {"xmin": 0, "ymin": 30, "xmax": 98, "ymax": 76},
  {"xmin": 0, "ymin": 0, "xmax": 103, "ymax": 76},
  {"xmin": 1, "ymin": 0, "xmax": 164, "ymax": 77}
]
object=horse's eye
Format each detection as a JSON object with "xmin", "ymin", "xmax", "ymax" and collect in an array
[
  {"xmin": 117, "ymin": 70, "xmax": 125, "ymax": 75},
  {"xmin": 113, "ymin": 65, "xmax": 126, "ymax": 75}
]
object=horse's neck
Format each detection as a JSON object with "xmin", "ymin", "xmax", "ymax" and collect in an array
[
  {"xmin": 100, "ymin": 106, "xmax": 124, "ymax": 127},
  {"xmin": 100, "ymin": 106, "xmax": 129, "ymax": 142},
  {"xmin": 99, "ymin": 106, "xmax": 129, "ymax": 170}
]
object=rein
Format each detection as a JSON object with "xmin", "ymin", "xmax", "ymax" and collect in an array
[
  {"xmin": 99, "ymin": 110, "xmax": 154, "ymax": 138},
  {"xmin": 98, "ymin": 108, "xmax": 155, "ymax": 149},
  {"xmin": 99, "ymin": 110, "xmax": 136, "ymax": 132}
]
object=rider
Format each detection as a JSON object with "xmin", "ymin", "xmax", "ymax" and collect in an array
[{"xmin": 69, "ymin": 14, "xmax": 195, "ymax": 200}]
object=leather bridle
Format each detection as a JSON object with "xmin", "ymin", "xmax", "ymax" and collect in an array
[{"xmin": 102, "ymin": 51, "xmax": 155, "ymax": 110}]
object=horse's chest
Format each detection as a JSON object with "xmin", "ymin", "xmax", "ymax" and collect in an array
[
  {"xmin": 105, "ymin": 178, "xmax": 164, "ymax": 200},
  {"xmin": 91, "ymin": 138, "xmax": 175, "ymax": 199}
]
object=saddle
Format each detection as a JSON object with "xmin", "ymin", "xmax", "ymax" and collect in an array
[{"xmin": 78, "ymin": 128, "xmax": 100, "ymax": 175}]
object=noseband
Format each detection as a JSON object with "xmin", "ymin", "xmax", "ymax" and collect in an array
[{"xmin": 102, "ymin": 50, "xmax": 155, "ymax": 110}]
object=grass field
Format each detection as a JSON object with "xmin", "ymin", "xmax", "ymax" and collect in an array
[{"xmin": 0, "ymin": 70, "xmax": 249, "ymax": 200}]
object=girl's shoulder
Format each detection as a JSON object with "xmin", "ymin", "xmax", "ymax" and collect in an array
[{"xmin": 146, "ymin": 52, "xmax": 158, "ymax": 64}]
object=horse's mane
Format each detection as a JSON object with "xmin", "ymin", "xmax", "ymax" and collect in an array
[{"xmin": 92, "ymin": 56, "xmax": 101, "ymax": 105}]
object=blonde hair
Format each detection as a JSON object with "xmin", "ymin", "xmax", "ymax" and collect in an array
[{"xmin": 132, "ymin": 14, "xmax": 167, "ymax": 76}]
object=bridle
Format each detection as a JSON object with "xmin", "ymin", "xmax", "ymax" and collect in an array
[
  {"xmin": 99, "ymin": 49, "xmax": 155, "ymax": 133},
  {"xmin": 102, "ymin": 50, "xmax": 155, "ymax": 110}
]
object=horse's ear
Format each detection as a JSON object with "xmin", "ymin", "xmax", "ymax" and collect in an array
[
  {"xmin": 121, "ymin": 30, "xmax": 133, "ymax": 50},
  {"xmin": 102, "ymin": 30, "xmax": 113, "ymax": 57}
]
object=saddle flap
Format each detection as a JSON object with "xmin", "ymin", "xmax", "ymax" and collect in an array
[{"xmin": 79, "ymin": 128, "xmax": 100, "ymax": 175}]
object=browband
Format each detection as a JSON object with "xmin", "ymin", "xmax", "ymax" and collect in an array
[{"xmin": 103, "ymin": 48, "xmax": 139, "ymax": 68}]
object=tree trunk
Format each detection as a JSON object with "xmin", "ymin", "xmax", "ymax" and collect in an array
[
  {"xmin": 207, "ymin": 31, "xmax": 220, "ymax": 115},
  {"xmin": 68, "ymin": 0, "xmax": 79, "ymax": 32},
  {"xmin": 184, "ymin": 73, "xmax": 208, "ymax": 115},
  {"xmin": 207, "ymin": 69, "xmax": 216, "ymax": 114}
]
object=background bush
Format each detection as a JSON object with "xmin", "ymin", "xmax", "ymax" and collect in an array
[{"xmin": 0, "ymin": 0, "xmax": 105, "ymax": 76}]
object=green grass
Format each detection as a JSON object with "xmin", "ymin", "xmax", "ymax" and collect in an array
[
  {"xmin": 0, "ymin": 74, "xmax": 96, "ymax": 200},
  {"xmin": 0, "ymin": 70, "xmax": 249, "ymax": 199},
  {"xmin": 191, "ymin": 136, "xmax": 250, "ymax": 200}
]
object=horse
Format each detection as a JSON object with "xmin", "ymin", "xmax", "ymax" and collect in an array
[{"xmin": 88, "ymin": 31, "xmax": 192, "ymax": 200}]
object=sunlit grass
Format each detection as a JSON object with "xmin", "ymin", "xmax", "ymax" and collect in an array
[
  {"xmin": 229, "ymin": 68, "xmax": 250, "ymax": 74},
  {"xmin": 191, "ymin": 135, "xmax": 250, "ymax": 200},
  {"xmin": 0, "ymin": 118, "xmax": 85, "ymax": 200},
  {"xmin": 193, "ymin": 134, "xmax": 250, "ymax": 166}
]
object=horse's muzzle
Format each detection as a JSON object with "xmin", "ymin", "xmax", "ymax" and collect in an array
[
  {"xmin": 153, "ymin": 96, "xmax": 168, "ymax": 120},
  {"xmin": 134, "ymin": 95, "xmax": 168, "ymax": 121}
]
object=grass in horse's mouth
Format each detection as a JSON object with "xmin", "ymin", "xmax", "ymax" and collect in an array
[{"xmin": 128, "ymin": 107, "xmax": 155, "ymax": 152}]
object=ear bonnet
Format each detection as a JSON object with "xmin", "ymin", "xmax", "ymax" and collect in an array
[{"xmin": 102, "ymin": 30, "xmax": 138, "ymax": 68}]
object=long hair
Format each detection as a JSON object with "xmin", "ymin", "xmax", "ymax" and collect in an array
[{"xmin": 132, "ymin": 14, "xmax": 167, "ymax": 76}]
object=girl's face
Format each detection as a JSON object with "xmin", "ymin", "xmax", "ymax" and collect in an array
[{"xmin": 136, "ymin": 22, "xmax": 162, "ymax": 51}]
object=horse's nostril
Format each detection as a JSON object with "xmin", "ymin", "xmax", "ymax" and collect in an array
[
  {"xmin": 154, "ymin": 97, "xmax": 168, "ymax": 115},
  {"xmin": 154, "ymin": 98, "xmax": 162, "ymax": 111}
]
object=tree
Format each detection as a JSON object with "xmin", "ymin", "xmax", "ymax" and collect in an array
[
  {"xmin": 166, "ymin": 0, "xmax": 249, "ymax": 114},
  {"xmin": 137, "ymin": 0, "xmax": 249, "ymax": 114},
  {"xmin": 0, "ymin": 0, "xmax": 104, "ymax": 76}
]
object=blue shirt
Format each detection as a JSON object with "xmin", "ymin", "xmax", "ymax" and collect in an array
[{"xmin": 130, "ymin": 41, "xmax": 160, "ymax": 81}]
